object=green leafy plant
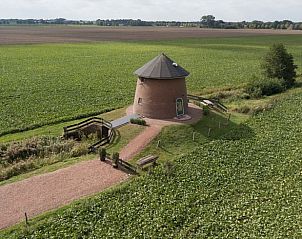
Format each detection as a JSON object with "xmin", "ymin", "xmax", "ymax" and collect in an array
[
  {"xmin": 130, "ymin": 118, "xmax": 147, "ymax": 126},
  {"xmin": 245, "ymin": 76, "xmax": 286, "ymax": 98},
  {"xmin": 202, "ymin": 105, "xmax": 210, "ymax": 116},
  {"xmin": 99, "ymin": 148, "xmax": 107, "ymax": 161}
]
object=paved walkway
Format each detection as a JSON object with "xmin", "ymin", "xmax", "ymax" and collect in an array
[
  {"xmin": 0, "ymin": 104, "xmax": 202, "ymax": 229},
  {"xmin": 111, "ymin": 114, "xmax": 140, "ymax": 128}
]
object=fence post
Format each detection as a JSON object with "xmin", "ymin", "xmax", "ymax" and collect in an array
[
  {"xmin": 208, "ymin": 128, "xmax": 212, "ymax": 137},
  {"xmin": 25, "ymin": 212, "xmax": 29, "ymax": 226},
  {"xmin": 157, "ymin": 140, "xmax": 161, "ymax": 148},
  {"xmin": 193, "ymin": 131, "xmax": 196, "ymax": 141}
]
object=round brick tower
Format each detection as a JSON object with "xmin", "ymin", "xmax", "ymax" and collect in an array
[{"xmin": 133, "ymin": 53, "xmax": 190, "ymax": 119}]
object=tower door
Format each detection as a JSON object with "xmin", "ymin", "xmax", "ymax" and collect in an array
[{"xmin": 176, "ymin": 98, "xmax": 185, "ymax": 117}]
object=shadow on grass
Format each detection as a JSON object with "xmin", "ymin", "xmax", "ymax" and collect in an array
[
  {"xmin": 157, "ymin": 146, "xmax": 174, "ymax": 155},
  {"xmin": 193, "ymin": 111, "xmax": 255, "ymax": 140},
  {"xmin": 294, "ymin": 80, "xmax": 302, "ymax": 88}
]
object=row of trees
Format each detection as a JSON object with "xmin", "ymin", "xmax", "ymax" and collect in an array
[
  {"xmin": 1, "ymin": 17, "xmax": 302, "ymax": 30},
  {"xmin": 0, "ymin": 18, "xmax": 94, "ymax": 25},
  {"xmin": 200, "ymin": 15, "xmax": 302, "ymax": 30}
]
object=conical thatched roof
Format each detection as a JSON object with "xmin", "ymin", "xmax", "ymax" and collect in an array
[{"xmin": 134, "ymin": 53, "xmax": 190, "ymax": 79}]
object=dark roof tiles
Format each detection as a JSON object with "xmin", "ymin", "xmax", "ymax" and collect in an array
[{"xmin": 134, "ymin": 53, "xmax": 190, "ymax": 79}]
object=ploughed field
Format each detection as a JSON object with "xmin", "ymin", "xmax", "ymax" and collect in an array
[
  {"xmin": 2, "ymin": 85, "xmax": 302, "ymax": 238},
  {"xmin": 1, "ymin": 26, "xmax": 302, "ymax": 44},
  {"xmin": 0, "ymin": 35, "xmax": 302, "ymax": 136}
]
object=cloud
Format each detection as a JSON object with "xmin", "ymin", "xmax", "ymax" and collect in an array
[{"xmin": 0, "ymin": 0, "xmax": 301, "ymax": 21}]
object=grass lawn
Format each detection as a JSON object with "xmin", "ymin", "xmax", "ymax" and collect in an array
[{"xmin": 130, "ymin": 110, "xmax": 249, "ymax": 165}]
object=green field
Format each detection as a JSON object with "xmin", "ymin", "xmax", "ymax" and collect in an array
[
  {"xmin": 2, "ymin": 34, "xmax": 302, "ymax": 237},
  {"xmin": 1, "ymin": 35, "xmax": 302, "ymax": 136},
  {"xmin": 2, "ymin": 89, "xmax": 302, "ymax": 238}
]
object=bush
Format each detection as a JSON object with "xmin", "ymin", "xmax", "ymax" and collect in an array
[
  {"xmin": 0, "ymin": 136, "xmax": 91, "ymax": 182},
  {"xmin": 130, "ymin": 118, "xmax": 147, "ymax": 126},
  {"xmin": 202, "ymin": 105, "xmax": 210, "ymax": 116},
  {"xmin": 0, "ymin": 159, "xmax": 36, "ymax": 181},
  {"xmin": 245, "ymin": 77, "xmax": 286, "ymax": 98},
  {"xmin": 2, "ymin": 136, "xmax": 75, "ymax": 163},
  {"xmin": 235, "ymin": 105, "xmax": 252, "ymax": 114},
  {"xmin": 99, "ymin": 148, "xmax": 107, "ymax": 161},
  {"xmin": 70, "ymin": 143, "xmax": 89, "ymax": 157},
  {"xmin": 262, "ymin": 43, "xmax": 297, "ymax": 88}
]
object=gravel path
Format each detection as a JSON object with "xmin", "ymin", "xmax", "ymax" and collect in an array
[
  {"xmin": 0, "ymin": 160, "xmax": 128, "ymax": 229},
  {"xmin": 120, "ymin": 125, "xmax": 163, "ymax": 160},
  {"xmin": 0, "ymin": 104, "xmax": 202, "ymax": 229}
]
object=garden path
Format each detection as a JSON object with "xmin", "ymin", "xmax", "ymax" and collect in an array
[{"xmin": 0, "ymin": 104, "xmax": 202, "ymax": 229}]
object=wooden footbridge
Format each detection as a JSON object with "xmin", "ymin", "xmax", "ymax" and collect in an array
[{"xmin": 63, "ymin": 114, "xmax": 140, "ymax": 151}]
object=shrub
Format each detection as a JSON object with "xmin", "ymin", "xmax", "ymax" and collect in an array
[
  {"xmin": 70, "ymin": 143, "xmax": 89, "ymax": 157},
  {"xmin": 2, "ymin": 136, "xmax": 76, "ymax": 163},
  {"xmin": 0, "ymin": 136, "xmax": 91, "ymax": 181},
  {"xmin": 262, "ymin": 43, "xmax": 297, "ymax": 88},
  {"xmin": 130, "ymin": 118, "xmax": 147, "ymax": 126},
  {"xmin": 235, "ymin": 105, "xmax": 252, "ymax": 114},
  {"xmin": 99, "ymin": 148, "xmax": 107, "ymax": 161},
  {"xmin": 0, "ymin": 159, "xmax": 36, "ymax": 181},
  {"xmin": 202, "ymin": 105, "xmax": 210, "ymax": 116},
  {"xmin": 245, "ymin": 77, "xmax": 286, "ymax": 98}
]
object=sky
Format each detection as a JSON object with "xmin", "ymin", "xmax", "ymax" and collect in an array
[{"xmin": 1, "ymin": 0, "xmax": 302, "ymax": 22}]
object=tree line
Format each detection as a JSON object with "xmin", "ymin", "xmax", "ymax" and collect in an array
[
  {"xmin": 0, "ymin": 17, "xmax": 302, "ymax": 30},
  {"xmin": 200, "ymin": 15, "xmax": 302, "ymax": 30}
]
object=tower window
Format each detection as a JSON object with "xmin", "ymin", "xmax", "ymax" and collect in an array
[{"xmin": 138, "ymin": 98, "xmax": 143, "ymax": 105}]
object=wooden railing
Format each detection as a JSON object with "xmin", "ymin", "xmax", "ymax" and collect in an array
[
  {"xmin": 63, "ymin": 117, "xmax": 114, "ymax": 152},
  {"xmin": 63, "ymin": 117, "xmax": 112, "ymax": 137},
  {"xmin": 118, "ymin": 158, "xmax": 138, "ymax": 174},
  {"xmin": 187, "ymin": 94, "xmax": 228, "ymax": 113},
  {"xmin": 88, "ymin": 128, "xmax": 115, "ymax": 152}
]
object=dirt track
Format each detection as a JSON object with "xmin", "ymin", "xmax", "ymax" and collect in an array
[{"xmin": 0, "ymin": 26, "xmax": 301, "ymax": 44}]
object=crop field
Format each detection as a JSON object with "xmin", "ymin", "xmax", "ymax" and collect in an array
[
  {"xmin": 1, "ymin": 26, "xmax": 302, "ymax": 44},
  {"xmin": 1, "ymin": 35, "xmax": 302, "ymax": 136},
  {"xmin": 2, "ymin": 89, "xmax": 302, "ymax": 238}
]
